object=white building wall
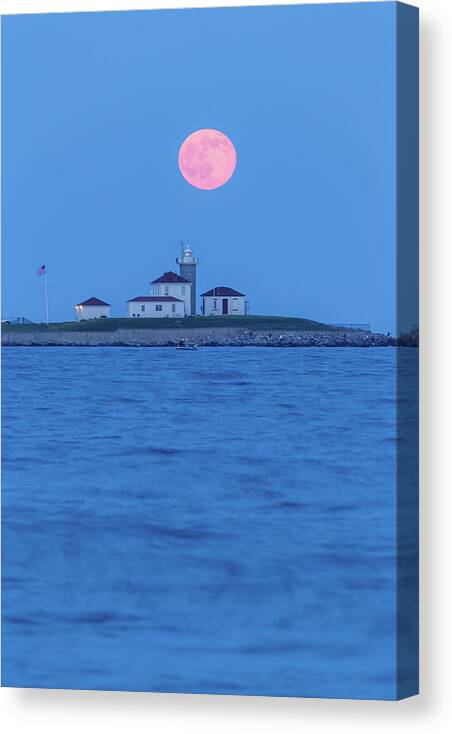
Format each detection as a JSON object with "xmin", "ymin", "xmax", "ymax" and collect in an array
[
  {"xmin": 202, "ymin": 296, "xmax": 246, "ymax": 316},
  {"xmin": 76, "ymin": 305, "xmax": 110, "ymax": 321},
  {"xmin": 127, "ymin": 300, "xmax": 184, "ymax": 318},
  {"xmin": 151, "ymin": 283, "xmax": 191, "ymax": 316}
]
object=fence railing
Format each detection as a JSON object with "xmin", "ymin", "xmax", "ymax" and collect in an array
[{"xmin": 329, "ymin": 323, "xmax": 371, "ymax": 332}]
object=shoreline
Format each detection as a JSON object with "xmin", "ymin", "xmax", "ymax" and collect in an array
[{"xmin": 1, "ymin": 328, "xmax": 418, "ymax": 348}]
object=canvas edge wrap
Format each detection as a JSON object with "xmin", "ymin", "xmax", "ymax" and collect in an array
[{"xmin": 396, "ymin": 0, "xmax": 419, "ymax": 700}]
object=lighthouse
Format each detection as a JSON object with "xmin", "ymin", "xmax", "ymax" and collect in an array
[{"xmin": 176, "ymin": 242, "xmax": 198, "ymax": 316}]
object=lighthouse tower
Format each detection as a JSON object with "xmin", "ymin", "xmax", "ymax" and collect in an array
[{"xmin": 177, "ymin": 242, "xmax": 198, "ymax": 316}]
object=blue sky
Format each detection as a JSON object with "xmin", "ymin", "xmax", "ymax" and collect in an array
[{"xmin": 2, "ymin": 3, "xmax": 404, "ymax": 332}]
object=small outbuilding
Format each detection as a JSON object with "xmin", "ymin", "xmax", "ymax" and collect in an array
[
  {"xmin": 127, "ymin": 296, "xmax": 185, "ymax": 319},
  {"xmin": 75, "ymin": 297, "xmax": 111, "ymax": 321},
  {"xmin": 201, "ymin": 287, "xmax": 246, "ymax": 316}
]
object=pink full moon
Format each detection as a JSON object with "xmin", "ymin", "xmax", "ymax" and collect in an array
[{"xmin": 178, "ymin": 129, "xmax": 237, "ymax": 190}]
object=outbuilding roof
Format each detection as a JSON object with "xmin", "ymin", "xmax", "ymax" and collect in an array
[
  {"xmin": 76, "ymin": 297, "xmax": 111, "ymax": 307},
  {"xmin": 127, "ymin": 296, "xmax": 184, "ymax": 303},
  {"xmin": 151, "ymin": 271, "xmax": 190, "ymax": 284},
  {"xmin": 201, "ymin": 287, "xmax": 245, "ymax": 297}
]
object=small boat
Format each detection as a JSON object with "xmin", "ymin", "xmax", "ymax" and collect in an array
[{"xmin": 176, "ymin": 341, "xmax": 198, "ymax": 351}]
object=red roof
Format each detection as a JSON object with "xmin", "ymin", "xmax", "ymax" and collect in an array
[
  {"xmin": 127, "ymin": 296, "xmax": 183, "ymax": 303},
  {"xmin": 76, "ymin": 297, "xmax": 110, "ymax": 307},
  {"xmin": 201, "ymin": 287, "xmax": 245, "ymax": 297},
  {"xmin": 151, "ymin": 271, "xmax": 190, "ymax": 284}
]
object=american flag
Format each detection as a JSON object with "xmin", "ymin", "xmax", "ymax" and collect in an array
[{"xmin": 37, "ymin": 265, "xmax": 46, "ymax": 276}]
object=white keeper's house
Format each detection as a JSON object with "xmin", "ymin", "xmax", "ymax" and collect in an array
[
  {"xmin": 127, "ymin": 271, "xmax": 191, "ymax": 318},
  {"xmin": 201, "ymin": 287, "xmax": 247, "ymax": 316},
  {"xmin": 127, "ymin": 295, "xmax": 185, "ymax": 319},
  {"xmin": 150, "ymin": 271, "xmax": 192, "ymax": 313},
  {"xmin": 75, "ymin": 297, "xmax": 111, "ymax": 321}
]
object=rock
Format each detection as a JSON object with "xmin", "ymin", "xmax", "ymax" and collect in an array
[{"xmin": 1, "ymin": 326, "xmax": 416, "ymax": 348}]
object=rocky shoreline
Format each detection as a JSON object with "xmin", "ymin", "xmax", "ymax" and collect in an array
[{"xmin": 1, "ymin": 327, "xmax": 418, "ymax": 348}]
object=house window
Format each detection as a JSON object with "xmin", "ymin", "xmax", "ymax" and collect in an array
[
  {"xmin": 141, "ymin": 304, "xmax": 145, "ymax": 312},
  {"xmin": 164, "ymin": 286, "xmax": 169, "ymax": 295},
  {"xmin": 181, "ymin": 286, "xmax": 186, "ymax": 295},
  {"xmin": 155, "ymin": 304, "xmax": 163, "ymax": 312},
  {"xmin": 172, "ymin": 304, "xmax": 176, "ymax": 313},
  {"xmin": 233, "ymin": 298, "xmax": 238, "ymax": 311},
  {"xmin": 213, "ymin": 298, "xmax": 217, "ymax": 310}
]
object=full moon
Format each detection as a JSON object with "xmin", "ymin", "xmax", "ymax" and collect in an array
[{"xmin": 178, "ymin": 129, "xmax": 237, "ymax": 190}]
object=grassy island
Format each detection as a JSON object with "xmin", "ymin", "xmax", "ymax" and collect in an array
[
  {"xmin": 2, "ymin": 316, "xmax": 400, "ymax": 348},
  {"xmin": 3, "ymin": 315, "xmax": 334, "ymax": 333}
]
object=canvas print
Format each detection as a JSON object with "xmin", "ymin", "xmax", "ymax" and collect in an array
[{"xmin": 1, "ymin": 2, "xmax": 419, "ymax": 700}]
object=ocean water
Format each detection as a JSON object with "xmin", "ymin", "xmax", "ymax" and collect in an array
[{"xmin": 1, "ymin": 347, "xmax": 416, "ymax": 699}]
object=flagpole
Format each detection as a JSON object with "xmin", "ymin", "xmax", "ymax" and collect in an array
[{"xmin": 44, "ymin": 272, "xmax": 49, "ymax": 325}]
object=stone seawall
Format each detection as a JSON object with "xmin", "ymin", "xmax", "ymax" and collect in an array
[{"xmin": 1, "ymin": 327, "xmax": 404, "ymax": 347}]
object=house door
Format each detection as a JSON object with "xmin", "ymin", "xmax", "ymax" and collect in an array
[{"xmin": 222, "ymin": 298, "xmax": 228, "ymax": 315}]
